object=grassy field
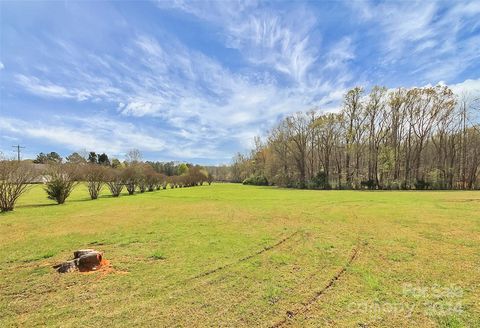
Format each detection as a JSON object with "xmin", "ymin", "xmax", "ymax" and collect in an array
[{"xmin": 0, "ymin": 184, "xmax": 479, "ymax": 327}]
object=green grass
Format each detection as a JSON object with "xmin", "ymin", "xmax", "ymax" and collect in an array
[{"xmin": 0, "ymin": 184, "xmax": 479, "ymax": 327}]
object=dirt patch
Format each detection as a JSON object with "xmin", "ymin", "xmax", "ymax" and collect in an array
[{"xmin": 79, "ymin": 259, "xmax": 129, "ymax": 276}]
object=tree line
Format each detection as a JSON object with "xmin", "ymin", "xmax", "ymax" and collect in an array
[
  {"xmin": 32, "ymin": 150, "xmax": 203, "ymax": 177},
  {"xmin": 0, "ymin": 150, "xmax": 213, "ymax": 212},
  {"xmin": 232, "ymin": 85, "xmax": 480, "ymax": 190}
]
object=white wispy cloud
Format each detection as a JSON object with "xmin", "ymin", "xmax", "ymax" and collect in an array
[
  {"xmin": 351, "ymin": 1, "xmax": 438, "ymax": 57},
  {"xmin": 15, "ymin": 74, "xmax": 73, "ymax": 99},
  {"xmin": 9, "ymin": 2, "xmax": 353, "ymax": 161},
  {"xmin": 0, "ymin": 115, "xmax": 166, "ymax": 156},
  {"xmin": 226, "ymin": 12, "xmax": 318, "ymax": 84},
  {"xmin": 15, "ymin": 74, "xmax": 121, "ymax": 101},
  {"xmin": 6, "ymin": 1, "xmax": 478, "ymax": 162},
  {"xmin": 352, "ymin": 0, "xmax": 480, "ymax": 81},
  {"xmin": 159, "ymin": 1, "xmax": 320, "ymax": 85}
]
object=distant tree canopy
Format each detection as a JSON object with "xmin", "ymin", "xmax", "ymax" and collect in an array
[
  {"xmin": 145, "ymin": 161, "xmax": 198, "ymax": 177},
  {"xmin": 38, "ymin": 151, "xmax": 118, "ymax": 168},
  {"xmin": 33, "ymin": 152, "xmax": 62, "ymax": 164},
  {"xmin": 33, "ymin": 150, "xmax": 210, "ymax": 180},
  {"xmin": 233, "ymin": 85, "xmax": 480, "ymax": 190},
  {"xmin": 97, "ymin": 153, "xmax": 110, "ymax": 166},
  {"xmin": 65, "ymin": 152, "xmax": 86, "ymax": 164},
  {"xmin": 177, "ymin": 163, "xmax": 189, "ymax": 175},
  {"xmin": 88, "ymin": 152, "xmax": 97, "ymax": 164},
  {"xmin": 111, "ymin": 158, "xmax": 122, "ymax": 168}
]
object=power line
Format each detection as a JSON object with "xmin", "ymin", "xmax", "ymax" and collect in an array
[{"xmin": 12, "ymin": 144, "xmax": 25, "ymax": 161}]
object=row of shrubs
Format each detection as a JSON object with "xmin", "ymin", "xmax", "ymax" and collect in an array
[
  {"xmin": 242, "ymin": 175, "xmax": 268, "ymax": 186},
  {"xmin": 241, "ymin": 171, "xmax": 437, "ymax": 191},
  {"xmin": 0, "ymin": 160, "xmax": 213, "ymax": 212},
  {"xmin": 242, "ymin": 172, "xmax": 331, "ymax": 189}
]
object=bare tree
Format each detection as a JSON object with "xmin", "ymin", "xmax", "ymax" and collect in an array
[
  {"xmin": 342, "ymin": 87, "xmax": 364, "ymax": 187},
  {"xmin": 125, "ymin": 149, "xmax": 142, "ymax": 164},
  {"xmin": 365, "ymin": 86, "xmax": 389, "ymax": 187},
  {"xmin": 136, "ymin": 164, "xmax": 149, "ymax": 193},
  {"xmin": 143, "ymin": 165, "xmax": 158, "ymax": 191},
  {"xmin": 387, "ymin": 88, "xmax": 407, "ymax": 182},
  {"xmin": 231, "ymin": 152, "xmax": 252, "ymax": 183},
  {"xmin": 312, "ymin": 113, "xmax": 342, "ymax": 185},
  {"xmin": 268, "ymin": 125, "xmax": 291, "ymax": 186},
  {"xmin": 207, "ymin": 172, "xmax": 214, "ymax": 185},
  {"xmin": 284, "ymin": 112, "xmax": 312, "ymax": 188},
  {"xmin": 236, "ymin": 84, "xmax": 478, "ymax": 190},
  {"xmin": 122, "ymin": 165, "xmax": 139, "ymax": 195},
  {"xmin": 0, "ymin": 160, "xmax": 36, "ymax": 212},
  {"xmin": 83, "ymin": 164, "xmax": 107, "ymax": 199},
  {"xmin": 106, "ymin": 168, "xmax": 124, "ymax": 197}
]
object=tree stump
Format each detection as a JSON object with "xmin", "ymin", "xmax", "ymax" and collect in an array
[
  {"xmin": 77, "ymin": 251, "xmax": 102, "ymax": 271},
  {"xmin": 74, "ymin": 249, "xmax": 96, "ymax": 259},
  {"xmin": 53, "ymin": 260, "xmax": 78, "ymax": 273},
  {"xmin": 54, "ymin": 249, "xmax": 104, "ymax": 273}
]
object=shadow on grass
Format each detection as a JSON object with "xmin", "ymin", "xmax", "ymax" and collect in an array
[
  {"xmin": 67, "ymin": 198, "xmax": 95, "ymax": 203},
  {"xmin": 16, "ymin": 203, "xmax": 57, "ymax": 209},
  {"xmin": 99, "ymin": 193, "xmax": 139, "ymax": 199},
  {"xmin": 18, "ymin": 197, "xmax": 92, "ymax": 207},
  {"xmin": 12, "ymin": 193, "xmax": 144, "ymax": 211}
]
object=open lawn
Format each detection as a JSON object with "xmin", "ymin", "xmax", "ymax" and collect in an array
[{"xmin": 0, "ymin": 184, "xmax": 479, "ymax": 327}]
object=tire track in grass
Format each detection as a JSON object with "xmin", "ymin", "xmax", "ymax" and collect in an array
[
  {"xmin": 270, "ymin": 244, "xmax": 361, "ymax": 328},
  {"xmin": 162, "ymin": 230, "xmax": 303, "ymax": 324},
  {"xmin": 187, "ymin": 230, "xmax": 301, "ymax": 281},
  {"xmin": 142, "ymin": 230, "xmax": 301, "ymax": 303}
]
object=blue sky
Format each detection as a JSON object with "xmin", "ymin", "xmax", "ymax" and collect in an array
[{"xmin": 1, "ymin": 0, "xmax": 479, "ymax": 164}]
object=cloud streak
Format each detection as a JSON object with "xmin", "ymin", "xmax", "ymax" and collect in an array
[{"xmin": 1, "ymin": 1, "xmax": 479, "ymax": 163}]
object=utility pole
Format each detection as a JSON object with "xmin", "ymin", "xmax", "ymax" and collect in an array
[{"xmin": 12, "ymin": 144, "xmax": 25, "ymax": 161}]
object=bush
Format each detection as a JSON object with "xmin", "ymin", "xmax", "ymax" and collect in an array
[
  {"xmin": 271, "ymin": 174, "xmax": 296, "ymax": 188},
  {"xmin": 400, "ymin": 181, "xmax": 409, "ymax": 190},
  {"xmin": 44, "ymin": 164, "xmax": 79, "ymax": 204},
  {"xmin": 156, "ymin": 174, "xmax": 166, "ymax": 190},
  {"xmin": 360, "ymin": 179, "xmax": 376, "ymax": 190},
  {"xmin": 83, "ymin": 164, "xmax": 107, "ymax": 200},
  {"xmin": 243, "ymin": 175, "xmax": 268, "ymax": 186},
  {"xmin": 386, "ymin": 180, "xmax": 402, "ymax": 190},
  {"xmin": 207, "ymin": 172, "xmax": 214, "ymax": 185},
  {"xmin": 137, "ymin": 173, "xmax": 147, "ymax": 193},
  {"xmin": 106, "ymin": 168, "xmax": 124, "ymax": 197},
  {"xmin": 187, "ymin": 166, "xmax": 208, "ymax": 186},
  {"xmin": 414, "ymin": 179, "xmax": 430, "ymax": 190},
  {"xmin": 0, "ymin": 160, "xmax": 36, "ymax": 212},
  {"xmin": 309, "ymin": 171, "xmax": 331, "ymax": 190},
  {"xmin": 177, "ymin": 175, "xmax": 185, "ymax": 188},
  {"xmin": 168, "ymin": 176, "xmax": 176, "ymax": 188},
  {"xmin": 143, "ymin": 165, "xmax": 158, "ymax": 192},
  {"xmin": 427, "ymin": 169, "xmax": 448, "ymax": 189},
  {"xmin": 122, "ymin": 166, "xmax": 139, "ymax": 195}
]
